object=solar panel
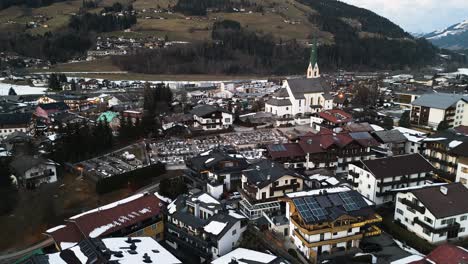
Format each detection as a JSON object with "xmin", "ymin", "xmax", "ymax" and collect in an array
[
  {"xmin": 339, "ymin": 192, "xmax": 359, "ymax": 211},
  {"xmin": 349, "ymin": 191, "xmax": 369, "ymax": 208},
  {"xmin": 304, "ymin": 197, "xmax": 328, "ymax": 221},
  {"xmin": 316, "ymin": 196, "xmax": 332, "ymax": 208},
  {"xmin": 328, "ymin": 193, "xmax": 343, "ymax": 206},
  {"xmin": 270, "ymin": 144, "xmax": 287, "ymax": 152},
  {"xmin": 293, "ymin": 198, "xmax": 316, "ymax": 223}
]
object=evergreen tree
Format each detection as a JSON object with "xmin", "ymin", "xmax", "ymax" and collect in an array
[
  {"xmin": 382, "ymin": 116, "xmax": 394, "ymax": 130},
  {"xmin": 8, "ymin": 87, "xmax": 17, "ymax": 96},
  {"xmin": 399, "ymin": 111, "xmax": 411, "ymax": 128},
  {"xmin": 437, "ymin": 120, "xmax": 450, "ymax": 131},
  {"xmin": 48, "ymin": 73, "xmax": 61, "ymax": 91}
]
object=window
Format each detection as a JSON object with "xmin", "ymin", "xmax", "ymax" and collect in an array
[
  {"xmin": 285, "ymin": 179, "xmax": 288, "ymax": 184},
  {"xmin": 439, "ymin": 232, "xmax": 446, "ymax": 237},
  {"xmin": 424, "ymin": 217, "xmax": 433, "ymax": 224},
  {"xmin": 332, "ymin": 232, "xmax": 337, "ymax": 236},
  {"xmin": 151, "ymin": 223, "xmax": 158, "ymax": 230},
  {"xmin": 396, "ymin": 208, "xmax": 403, "ymax": 215},
  {"xmin": 232, "ymin": 229, "xmax": 237, "ymax": 235},
  {"xmin": 367, "ymin": 184, "xmax": 371, "ymax": 189},
  {"xmin": 461, "ymin": 216, "xmax": 467, "ymax": 221},
  {"xmin": 423, "ymin": 228, "xmax": 431, "ymax": 235},
  {"xmin": 460, "ymin": 227, "xmax": 466, "ymax": 233}
]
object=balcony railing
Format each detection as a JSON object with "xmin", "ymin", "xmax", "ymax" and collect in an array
[
  {"xmin": 271, "ymin": 182, "xmax": 300, "ymax": 192},
  {"xmin": 293, "ymin": 229, "xmax": 363, "ymax": 248},
  {"xmin": 401, "ymin": 198, "xmax": 425, "ymax": 214},
  {"xmin": 413, "ymin": 218, "xmax": 460, "ymax": 234}
]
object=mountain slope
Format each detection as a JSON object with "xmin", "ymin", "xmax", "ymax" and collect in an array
[{"xmin": 424, "ymin": 20, "xmax": 468, "ymax": 50}]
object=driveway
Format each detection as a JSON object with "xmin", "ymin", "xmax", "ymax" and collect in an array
[{"xmin": 363, "ymin": 231, "xmax": 411, "ymax": 264}]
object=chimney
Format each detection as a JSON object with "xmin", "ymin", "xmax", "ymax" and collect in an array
[{"xmin": 440, "ymin": 186, "xmax": 448, "ymax": 195}]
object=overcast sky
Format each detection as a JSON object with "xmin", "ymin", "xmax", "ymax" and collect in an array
[{"xmin": 340, "ymin": 0, "xmax": 468, "ymax": 33}]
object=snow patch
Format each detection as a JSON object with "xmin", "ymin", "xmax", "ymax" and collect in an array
[
  {"xmin": 391, "ymin": 255, "xmax": 424, "ymax": 264},
  {"xmin": 155, "ymin": 192, "xmax": 172, "ymax": 204},
  {"xmin": 167, "ymin": 199, "xmax": 177, "ymax": 214},
  {"xmin": 393, "ymin": 239, "xmax": 424, "ymax": 257},
  {"xmin": 46, "ymin": 225, "xmax": 66, "ymax": 233},
  {"xmin": 204, "ymin": 221, "xmax": 228, "ymax": 235},
  {"xmin": 287, "ymin": 186, "xmax": 351, "ymax": 198},
  {"xmin": 70, "ymin": 193, "xmax": 145, "ymax": 219},
  {"xmin": 195, "ymin": 193, "xmax": 220, "ymax": 204},
  {"xmin": 60, "ymin": 242, "xmax": 77, "ymax": 250},
  {"xmin": 448, "ymin": 140, "xmax": 463, "ymax": 148}
]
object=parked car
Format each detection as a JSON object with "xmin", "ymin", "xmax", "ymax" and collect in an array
[{"xmin": 229, "ymin": 191, "xmax": 241, "ymax": 200}]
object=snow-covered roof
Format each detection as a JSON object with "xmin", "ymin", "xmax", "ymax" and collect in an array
[
  {"xmin": 370, "ymin": 124, "xmax": 384, "ymax": 131},
  {"xmin": 193, "ymin": 193, "xmax": 220, "ymax": 205},
  {"xmin": 448, "ymin": 140, "xmax": 463, "ymax": 148},
  {"xmin": 393, "ymin": 126, "xmax": 427, "ymax": 136},
  {"xmin": 46, "ymin": 225, "xmax": 66, "ymax": 233},
  {"xmin": 211, "ymin": 248, "xmax": 279, "ymax": 264},
  {"xmin": 103, "ymin": 237, "xmax": 181, "ymax": 264},
  {"xmin": 70, "ymin": 193, "xmax": 145, "ymax": 219},
  {"xmin": 228, "ymin": 210, "xmax": 246, "ymax": 219},
  {"xmin": 392, "ymin": 182, "xmax": 447, "ymax": 192},
  {"xmin": 155, "ymin": 192, "xmax": 172, "ymax": 204},
  {"xmin": 203, "ymin": 220, "xmax": 228, "ymax": 235},
  {"xmin": 286, "ymin": 186, "xmax": 351, "ymax": 198},
  {"xmin": 167, "ymin": 199, "xmax": 177, "ymax": 214},
  {"xmin": 390, "ymin": 255, "xmax": 424, "ymax": 264}
]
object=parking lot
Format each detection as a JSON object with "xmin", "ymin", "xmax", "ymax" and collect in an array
[{"xmin": 150, "ymin": 129, "xmax": 288, "ymax": 166}]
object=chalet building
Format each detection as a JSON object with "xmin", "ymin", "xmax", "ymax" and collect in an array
[
  {"xmin": 35, "ymin": 102, "xmax": 70, "ymax": 121},
  {"xmin": 284, "ymin": 187, "xmax": 382, "ymax": 264},
  {"xmin": 186, "ymin": 148, "xmax": 249, "ymax": 192},
  {"xmin": 10, "ymin": 155, "xmax": 57, "ymax": 188},
  {"xmin": 347, "ymin": 154, "xmax": 434, "ymax": 205},
  {"xmin": 371, "ymin": 129, "xmax": 407, "ymax": 157},
  {"xmin": 239, "ymin": 160, "xmax": 305, "ymax": 219},
  {"xmin": 394, "ymin": 183, "xmax": 468, "ymax": 243},
  {"xmin": 122, "ymin": 110, "xmax": 143, "ymax": 124},
  {"xmin": 267, "ymin": 130, "xmax": 378, "ymax": 174},
  {"xmin": 310, "ymin": 109, "xmax": 353, "ymax": 131},
  {"xmin": 0, "ymin": 112, "xmax": 32, "ymax": 137},
  {"xmin": 165, "ymin": 191, "xmax": 247, "ymax": 262},
  {"xmin": 97, "ymin": 111, "xmax": 120, "ymax": 131},
  {"xmin": 63, "ymin": 94, "xmax": 91, "ymax": 111},
  {"xmin": 265, "ymin": 41, "xmax": 333, "ymax": 117},
  {"xmin": 191, "ymin": 105, "xmax": 233, "ymax": 131},
  {"xmin": 456, "ymin": 156, "xmax": 468, "ymax": 188},
  {"xmin": 393, "ymin": 126, "xmax": 427, "ymax": 154},
  {"xmin": 45, "ymin": 193, "xmax": 165, "ymax": 251},
  {"xmin": 410, "ymin": 93, "xmax": 468, "ymax": 129},
  {"xmin": 422, "ymin": 130, "xmax": 468, "ymax": 181},
  {"xmin": 394, "ymin": 89, "xmax": 432, "ymax": 109}
]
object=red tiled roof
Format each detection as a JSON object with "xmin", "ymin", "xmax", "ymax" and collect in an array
[
  {"xmin": 267, "ymin": 143, "xmax": 305, "ymax": 159},
  {"xmin": 45, "ymin": 223, "xmax": 83, "ymax": 246},
  {"xmin": 46, "ymin": 193, "xmax": 161, "ymax": 244},
  {"xmin": 411, "ymin": 244, "xmax": 468, "ymax": 264},
  {"xmin": 318, "ymin": 109, "xmax": 353, "ymax": 124},
  {"xmin": 71, "ymin": 193, "xmax": 161, "ymax": 238}
]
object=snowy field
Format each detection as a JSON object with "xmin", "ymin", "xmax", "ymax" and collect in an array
[{"xmin": 0, "ymin": 81, "xmax": 47, "ymax": 95}]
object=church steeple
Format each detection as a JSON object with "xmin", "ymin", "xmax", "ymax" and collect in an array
[{"xmin": 307, "ymin": 38, "xmax": 320, "ymax": 79}]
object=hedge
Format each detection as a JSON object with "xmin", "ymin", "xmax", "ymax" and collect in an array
[{"xmin": 96, "ymin": 162, "xmax": 166, "ymax": 194}]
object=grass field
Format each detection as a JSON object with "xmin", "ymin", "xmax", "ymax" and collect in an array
[{"xmin": 133, "ymin": 17, "xmax": 212, "ymax": 41}]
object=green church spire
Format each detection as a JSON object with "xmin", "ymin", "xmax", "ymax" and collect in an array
[{"xmin": 309, "ymin": 38, "xmax": 318, "ymax": 66}]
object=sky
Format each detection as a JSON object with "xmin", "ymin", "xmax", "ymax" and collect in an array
[{"xmin": 340, "ymin": 0, "xmax": 468, "ymax": 33}]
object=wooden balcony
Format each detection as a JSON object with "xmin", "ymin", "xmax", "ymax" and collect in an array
[{"xmin": 294, "ymin": 229, "xmax": 363, "ymax": 248}]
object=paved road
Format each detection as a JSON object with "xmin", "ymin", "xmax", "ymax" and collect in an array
[
  {"xmin": 0, "ymin": 238, "xmax": 54, "ymax": 264},
  {"xmin": 363, "ymin": 231, "xmax": 411, "ymax": 264}
]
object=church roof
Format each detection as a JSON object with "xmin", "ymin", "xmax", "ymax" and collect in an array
[
  {"xmin": 273, "ymin": 88, "xmax": 289, "ymax": 98},
  {"xmin": 286, "ymin": 78, "xmax": 330, "ymax": 99}
]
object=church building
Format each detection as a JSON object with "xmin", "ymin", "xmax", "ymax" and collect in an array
[{"xmin": 265, "ymin": 40, "xmax": 333, "ymax": 118}]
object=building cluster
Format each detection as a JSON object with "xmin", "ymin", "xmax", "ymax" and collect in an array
[
  {"xmin": 86, "ymin": 36, "xmax": 165, "ymax": 60},
  {"xmin": 6, "ymin": 42, "xmax": 468, "ymax": 264}
]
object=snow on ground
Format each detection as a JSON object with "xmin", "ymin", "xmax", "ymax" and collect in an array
[
  {"xmin": 393, "ymin": 239, "xmax": 425, "ymax": 257},
  {"xmin": 390, "ymin": 255, "xmax": 424, "ymax": 264},
  {"xmin": 457, "ymin": 68, "xmax": 468, "ymax": 75},
  {"xmin": 70, "ymin": 193, "xmax": 145, "ymax": 219},
  {"xmin": 0, "ymin": 81, "xmax": 47, "ymax": 95},
  {"xmin": 423, "ymin": 137, "xmax": 447, "ymax": 142},
  {"xmin": 46, "ymin": 225, "xmax": 66, "ymax": 233},
  {"xmin": 211, "ymin": 248, "xmax": 277, "ymax": 264},
  {"xmin": 205, "ymin": 157, "xmax": 215, "ymax": 164},
  {"xmin": 204, "ymin": 221, "xmax": 228, "ymax": 235}
]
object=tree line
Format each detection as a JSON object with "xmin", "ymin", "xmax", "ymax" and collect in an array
[
  {"xmin": 0, "ymin": 0, "xmax": 66, "ymax": 10},
  {"xmin": 175, "ymin": 0, "xmax": 254, "ymax": 16}
]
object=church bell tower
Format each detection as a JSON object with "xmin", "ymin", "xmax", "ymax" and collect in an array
[{"xmin": 307, "ymin": 38, "xmax": 320, "ymax": 79}]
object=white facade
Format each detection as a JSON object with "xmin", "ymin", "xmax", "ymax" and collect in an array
[
  {"xmin": 193, "ymin": 112, "xmax": 233, "ymax": 131},
  {"xmin": 454, "ymin": 99, "xmax": 468, "ymax": 127},
  {"xmin": 213, "ymin": 221, "xmax": 246, "ymax": 259},
  {"xmin": 395, "ymin": 190, "xmax": 468, "ymax": 243},
  {"xmin": 456, "ymin": 158, "xmax": 468, "ymax": 188},
  {"xmin": 348, "ymin": 163, "xmax": 430, "ymax": 205},
  {"xmin": 24, "ymin": 162, "xmax": 57, "ymax": 186}
]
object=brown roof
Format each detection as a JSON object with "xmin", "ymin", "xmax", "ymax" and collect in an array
[
  {"xmin": 411, "ymin": 183, "xmax": 468, "ymax": 218},
  {"xmin": 361, "ymin": 154, "xmax": 433, "ymax": 179},
  {"xmin": 450, "ymin": 142, "xmax": 468, "ymax": 157},
  {"xmin": 46, "ymin": 193, "xmax": 161, "ymax": 244}
]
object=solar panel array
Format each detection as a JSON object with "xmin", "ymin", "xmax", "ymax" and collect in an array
[
  {"xmin": 293, "ymin": 190, "xmax": 370, "ymax": 224},
  {"xmin": 270, "ymin": 144, "xmax": 287, "ymax": 152}
]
